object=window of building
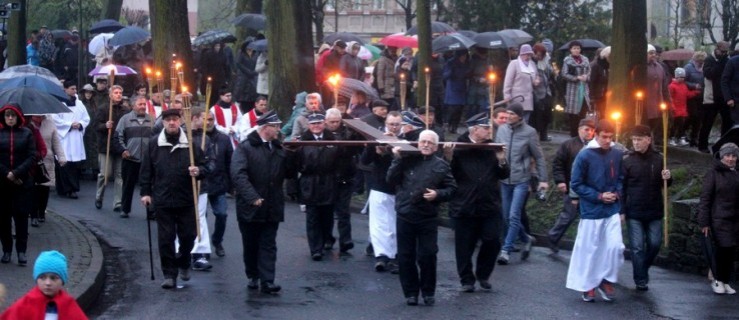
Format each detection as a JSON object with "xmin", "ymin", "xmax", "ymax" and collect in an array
[{"xmin": 372, "ymin": 0, "xmax": 385, "ymax": 10}]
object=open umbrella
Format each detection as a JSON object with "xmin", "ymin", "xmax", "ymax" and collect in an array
[
  {"xmin": 331, "ymin": 77, "xmax": 379, "ymax": 100},
  {"xmin": 247, "ymin": 39, "xmax": 268, "ymax": 52},
  {"xmin": 455, "ymin": 30, "xmax": 478, "ymax": 38},
  {"xmin": 432, "ymin": 33, "xmax": 476, "ymax": 53},
  {"xmin": 0, "ymin": 65, "xmax": 60, "ymax": 85},
  {"xmin": 0, "ymin": 75, "xmax": 67, "ymax": 101},
  {"xmin": 406, "ymin": 21, "xmax": 456, "ymax": 36},
  {"xmin": 711, "ymin": 125, "xmax": 739, "ymax": 155},
  {"xmin": 51, "ymin": 29, "xmax": 73, "ymax": 40},
  {"xmin": 497, "ymin": 29, "xmax": 534, "ymax": 45},
  {"xmin": 379, "ymin": 33, "xmax": 418, "ymax": 48},
  {"xmin": 323, "ymin": 32, "xmax": 364, "ymax": 45},
  {"xmin": 89, "ymin": 33, "xmax": 114, "ymax": 55},
  {"xmin": 661, "ymin": 48, "xmax": 695, "ymax": 61},
  {"xmin": 88, "ymin": 64, "xmax": 138, "ymax": 77},
  {"xmin": 0, "ymin": 87, "xmax": 71, "ymax": 115},
  {"xmin": 558, "ymin": 39, "xmax": 606, "ymax": 51},
  {"xmin": 89, "ymin": 19, "xmax": 124, "ymax": 34},
  {"xmin": 362, "ymin": 44, "xmax": 382, "ymax": 60},
  {"xmin": 473, "ymin": 31, "xmax": 515, "ymax": 49},
  {"xmin": 231, "ymin": 13, "xmax": 266, "ymax": 30},
  {"xmin": 192, "ymin": 29, "xmax": 236, "ymax": 47},
  {"xmin": 109, "ymin": 26, "xmax": 150, "ymax": 47}
]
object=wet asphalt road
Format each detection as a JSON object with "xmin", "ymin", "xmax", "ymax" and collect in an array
[{"xmin": 48, "ymin": 181, "xmax": 736, "ymax": 320}]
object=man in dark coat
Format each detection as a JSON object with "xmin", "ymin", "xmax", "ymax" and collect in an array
[
  {"xmin": 698, "ymin": 41, "xmax": 733, "ymax": 152},
  {"xmin": 360, "ymin": 99, "xmax": 389, "ymax": 131},
  {"xmin": 94, "ymin": 85, "xmax": 130, "ymax": 211},
  {"xmin": 445, "ymin": 113, "xmax": 509, "ymax": 293},
  {"xmin": 231, "ymin": 111, "xmax": 288, "ymax": 294},
  {"xmin": 387, "ymin": 130, "xmax": 457, "ymax": 306},
  {"xmin": 720, "ymin": 46, "xmax": 739, "ymax": 123},
  {"xmin": 622, "ymin": 125, "xmax": 672, "ymax": 291},
  {"xmin": 202, "ymin": 110, "xmax": 233, "ymax": 258},
  {"xmin": 140, "ymin": 109, "xmax": 210, "ymax": 289}
]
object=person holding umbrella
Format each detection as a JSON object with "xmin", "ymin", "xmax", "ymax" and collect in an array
[{"xmin": 698, "ymin": 142, "xmax": 739, "ymax": 295}]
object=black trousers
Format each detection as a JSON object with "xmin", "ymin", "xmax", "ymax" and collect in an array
[
  {"xmin": 532, "ymin": 96, "xmax": 553, "ymax": 140},
  {"xmin": 32, "ymin": 185, "xmax": 50, "ymax": 220},
  {"xmin": 715, "ymin": 246, "xmax": 736, "ymax": 283},
  {"xmin": 686, "ymin": 97, "xmax": 702, "ymax": 143},
  {"xmin": 239, "ymin": 221, "xmax": 279, "ymax": 284},
  {"xmin": 454, "ymin": 215, "xmax": 502, "ymax": 286},
  {"xmin": 397, "ymin": 217, "xmax": 438, "ymax": 298},
  {"xmin": 0, "ymin": 186, "xmax": 30, "ymax": 254},
  {"xmin": 698, "ymin": 103, "xmax": 734, "ymax": 150},
  {"xmin": 55, "ymin": 160, "xmax": 81, "ymax": 195},
  {"xmin": 333, "ymin": 179, "xmax": 353, "ymax": 246},
  {"xmin": 547, "ymin": 194, "xmax": 579, "ymax": 248},
  {"xmin": 670, "ymin": 116, "xmax": 687, "ymax": 139},
  {"xmin": 156, "ymin": 206, "xmax": 196, "ymax": 279},
  {"xmin": 305, "ymin": 204, "xmax": 335, "ymax": 254},
  {"xmin": 121, "ymin": 160, "xmax": 141, "ymax": 214},
  {"xmin": 444, "ymin": 104, "xmax": 465, "ymax": 131}
]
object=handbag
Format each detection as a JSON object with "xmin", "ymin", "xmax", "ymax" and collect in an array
[{"xmin": 34, "ymin": 160, "xmax": 50, "ymax": 184}]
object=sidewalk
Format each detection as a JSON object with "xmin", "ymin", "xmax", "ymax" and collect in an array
[{"xmin": 0, "ymin": 210, "xmax": 104, "ymax": 312}]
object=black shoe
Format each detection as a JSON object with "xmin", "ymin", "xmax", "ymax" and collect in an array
[
  {"xmin": 31, "ymin": 218, "xmax": 39, "ymax": 227},
  {"xmin": 113, "ymin": 206, "xmax": 122, "ymax": 212},
  {"xmin": 406, "ymin": 296, "xmax": 418, "ymax": 306},
  {"xmin": 95, "ymin": 199, "xmax": 102, "ymax": 209},
  {"xmin": 636, "ymin": 284, "xmax": 649, "ymax": 291},
  {"xmin": 247, "ymin": 278, "xmax": 259, "ymax": 290},
  {"xmin": 1, "ymin": 252, "xmax": 10, "ymax": 263},
  {"xmin": 388, "ymin": 260, "xmax": 399, "ymax": 274},
  {"xmin": 340, "ymin": 242, "xmax": 354, "ymax": 253},
  {"xmin": 179, "ymin": 268, "xmax": 190, "ymax": 281},
  {"xmin": 323, "ymin": 238, "xmax": 336, "ymax": 251},
  {"xmin": 214, "ymin": 244, "xmax": 225, "ymax": 257},
  {"xmin": 461, "ymin": 284, "xmax": 475, "ymax": 292},
  {"xmin": 18, "ymin": 252, "xmax": 27, "ymax": 265},
  {"xmin": 365, "ymin": 243, "xmax": 374, "ymax": 256},
  {"xmin": 479, "ymin": 280, "xmax": 492, "ymax": 290},
  {"xmin": 422, "ymin": 295, "xmax": 435, "ymax": 306},
  {"xmin": 311, "ymin": 252, "xmax": 323, "ymax": 261},
  {"xmin": 374, "ymin": 260, "xmax": 387, "ymax": 272},
  {"xmin": 68, "ymin": 192, "xmax": 78, "ymax": 199},
  {"xmin": 261, "ymin": 282, "xmax": 281, "ymax": 294},
  {"xmin": 161, "ymin": 278, "xmax": 176, "ymax": 289},
  {"xmin": 120, "ymin": 212, "xmax": 130, "ymax": 218}
]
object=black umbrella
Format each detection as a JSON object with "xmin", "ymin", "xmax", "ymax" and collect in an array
[
  {"xmin": 406, "ymin": 21, "xmax": 456, "ymax": 36},
  {"xmin": 711, "ymin": 125, "xmax": 739, "ymax": 155},
  {"xmin": 0, "ymin": 87, "xmax": 71, "ymax": 115},
  {"xmin": 192, "ymin": 29, "xmax": 237, "ymax": 47},
  {"xmin": 89, "ymin": 19, "xmax": 124, "ymax": 34},
  {"xmin": 51, "ymin": 29, "xmax": 73, "ymax": 40},
  {"xmin": 700, "ymin": 230, "xmax": 718, "ymax": 279},
  {"xmin": 231, "ymin": 13, "xmax": 266, "ymax": 30},
  {"xmin": 558, "ymin": 39, "xmax": 606, "ymax": 51},
  {"xmin": 0, "ymin": 75, "xmax": 67, "ymax": 101},
  {"xmin": 455, "ymin": 30, "xmax": 478, "ymax": 38},
  {"xmin": 331, "ymin": 77, "xmax": 379, "ymax": 100},
  {"xmin": 323, "ymin": 32, "xmax": 364, "ymax": 45},
  {"xmin": 497, "ymin": 29, "xmax": 533, "ymax": 45},
  {"xmin": 432, "ymin": 33, "xmax": 476, "ymax": 53},
  {"xmin": 247, "ymin": 39, "xmax": 268, "ymax": 52},
  {"xmin": 109, "ymin": 26, "xmax": 150, "ymax": 47},
  {"xmin": 473, "ymin": 32, "xmax": 516, "ymax": 49}
]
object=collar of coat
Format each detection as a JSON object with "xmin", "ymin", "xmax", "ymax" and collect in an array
[{"xmin": 157, "ymin": 128, "xmax": 189, "ymax": 152}]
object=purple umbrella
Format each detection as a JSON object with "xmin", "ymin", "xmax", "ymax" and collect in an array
[{"xmin": 88, "ymin": 65, "xmax": 138, "ymax": 76}]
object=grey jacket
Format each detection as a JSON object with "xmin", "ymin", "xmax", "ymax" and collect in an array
[
  {"xmin": 495, "ymin": 120, "xmax": 547, "ymax": 185},
  {"xmin": 113, "ymin": 111, "xmax": 154, "ymax": 162}
]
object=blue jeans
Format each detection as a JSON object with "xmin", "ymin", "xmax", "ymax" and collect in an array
[
  {"xmin": 501, "ymin": 182, "xmax": 531, "ymax": 252},
  {"xmin": 208, "ymin": 194, "xmax": 228, "ymax": 246},
  {"xmin": 627, "ymin": 218, "xmax": 662, "ymax": 285}
]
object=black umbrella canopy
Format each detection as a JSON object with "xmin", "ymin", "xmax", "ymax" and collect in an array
[
  {"xmin": 333, "ymin": 77, "xmax": 379, "ymax": 100},
  {"xmin": 0, "ymin": 87, "xmax": 71, "ymax": 115},
  {"xmin": 406, "ymin": 21, "xmax": 456, "ymax": 36},
  {"xmin": 51, "ymin": 29, "xmax": 73, "ymax": 40},
  {"xmin": 231, "ymin": 13, "xmax": 266, "ymax": 30},
  {"xmin": 455, "ymin": 30, "xmax": 478, "ymax": 39},
  {"xmin": 497, "ymin": 29, "xmax": 533, "ymax": 45},
  {"xmin": 192, "ymin": 29, "xmax": 237, "ymax": 47},
  {"xmin": 89, "ymin": 19, "xmax": 124, "ymax": 34},
  {"xmin": 109, "ymin": 26, "xmax": 150, "ymax": 47},
  {"xmin": 558, "ymin": 39, "xmax": 606, "ymax": 51},
  {"xmin": 247, "ymin": 39, "xmax": 268, "ymax": 52},
  {"xmin": 323, "ymin": 32, "xmax": 364, "ymax": 45},
  {"xmin": 473, "ymin": 32, "xmax": 516, "ymax": 50},
  {"xmin": 711, "ymin": 125, "xmax": 739, "ymax": 155},
  {"xmin": 432, "ymin": 33, "xmax": 476, "ymax": 53}
]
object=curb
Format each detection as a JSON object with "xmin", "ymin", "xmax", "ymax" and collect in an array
[{"xmin": 47, "ymin": 209, "xmax": 105, "ymax": 311}]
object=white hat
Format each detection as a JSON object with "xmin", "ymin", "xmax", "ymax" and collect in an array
[{"xmin": 647, "ymin": 44, "xmax": 656, "ymax": 53}]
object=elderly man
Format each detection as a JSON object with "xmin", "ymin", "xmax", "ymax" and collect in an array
[
  {"xmin": 112, "ymin": 96, "xmax": 153, "ymax": 218},
  {"xmin": 495, "ymin": 103, "xmax": 548, "ymax": 264},
  {"xmin": 94, "ymin": 85, "xmax": 129, "ymax": 211},
  {"xmin": 388, "ymin": 129, "xmax": 457, "ymax": 306},
  {"xmin": 290, "ymin": 92, "xmax": 324, "ymax": 140},
  {"xmin": 52, "ymin": 80, "xmax": 90, "ymax": 199},
  {"xmin": 140, "ymin": 109, "xmax": 210, "ymax": 289},
  {"xmin": 445, "ymin": 113, "xmax": 509, "ymax": 292},
  {"xmin": 699, "ymin": 41, "xmax": 733, "ymax": 152},
  {"xmin": 361, "ymin": 100, "xmax": 390, "ymax": 131},
  {"xmin": 622, "ymin": 125, "xmax": 671, "ymax": 291}
]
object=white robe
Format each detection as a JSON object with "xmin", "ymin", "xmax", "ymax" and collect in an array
[
  {"xmin": 368, "ymin": 190, "xmax": 397, "ymax": 259},
  {"xmin": 175, "ymin": 193, "xmax": 212, "ymax": 254},
  {"xmin": 51, "ymin": 97, "xmax": 90, "ymax": 162},
  {"xmin": 211, "ymin": 105, "xmax": 242, "ymax": 147},
  {"xmin": 565, "ymin": 213, "xmax": 625, "ymax": 292}
]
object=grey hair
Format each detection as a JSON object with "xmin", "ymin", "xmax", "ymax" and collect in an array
[
  {"xmin": 419, "ymin": 129, "xmax": 439, "ymax": 144},
  {"xmin": 325, "ymin": 108, "xmax": 342, "ymax": 119},
  {"xmin": 306, "ymin": 92, "xmax": 322, "ymax": 103}
]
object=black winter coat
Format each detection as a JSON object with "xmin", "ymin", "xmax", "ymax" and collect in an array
[
  {"xmin": 448, "ymin": 133, "xmax": 509, "ymax": 218},
  {"xmin": 0, "ymin": 105, "xmax": 37, "ymax": 189},
  {"xmin": 293, "ymin": 129, "xmax": 340, "ymax": 206},
  {"xmin": 94, "ymin": 102, "xmax": 130, "ymax": 152},
  {"xmin": 698, "ymin": 160, "xmax": 739, "ymax": 247},
  {"xmin": 329, "ymin": 124, "xmax": 361, "ymax": 182},
  {"xmin": 204, "ymin": 128, "xmax": 233, "ymax": 196},
  {"xmin": 552, "ymin": 136, "xmax": 586, "ymax": 187},
  {"xmin": 622, "ymin": 148, "xmax": 672, "ymax": 221},
  {"xmin": 231, "ymin": 130, "xmax": 289, "ymax": 223},
  {"xmin": 232, "ymin": 52, "xmax": 258, "ymax": 103},
  {"xmin": 387, "ymin": 153, "xmax": 457, "ymax": 222},
  {"xmin": 360, "ymin": 144, "xmax": 395, "ymax": 194}
]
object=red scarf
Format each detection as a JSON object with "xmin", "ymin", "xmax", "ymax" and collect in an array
[
  {"xmin": 247, "ymin": 109, "xmax": 258, "ymax": 127},
  {"xmin": 146, "ymin": 100, "xmax": 168, "ymax": 118},
  {"xmin": 213, "ymin": 103, "xmax": 239, "ymax": 145},
  {"xmin": 0, "ymin": 286, "xmax": 88, "ymax": 320}
]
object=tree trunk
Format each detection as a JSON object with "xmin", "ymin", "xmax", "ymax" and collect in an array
[
  {"xmin": 6, "ymin": 0, "xmax": 27, "ymax": 67},
  {"xmin": 101, "ymin": 0, "xmax": 123, "ymax": 21},
  {"xmin": 265, "ymin": 0, "xmax": 316, "ymax": 120},
  {"xmin": 404, "ymin": 0, "xmax": 414, "ymax": 31},
  {"xmin": 235, "ymin": 0, "xmax": 263, "ymax": 47},
  {"xmin": 313, "ymin": 3, "xmax": 325, "ymax": 44},
  {"xmin": 415, "ymin": 0, "xmax": 431, "ymax": 107},
  {"xmin": 609, "ymin": 0, "xmax": 647, "ymax": 129},
  {"xmin": 150, "ymin": 0, "xmax": 195, "ymax": 95}
]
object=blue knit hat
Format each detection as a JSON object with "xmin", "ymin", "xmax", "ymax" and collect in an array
[{"xmin": 33, "ymin": 251, "xmax": 68, "ymax": 284}]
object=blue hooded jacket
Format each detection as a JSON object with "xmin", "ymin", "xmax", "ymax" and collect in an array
[{"xmin": 570, "ymin": 139, "xmax": 624, "ymax": 219}]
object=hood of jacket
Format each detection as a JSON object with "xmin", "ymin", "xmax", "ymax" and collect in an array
[{"xmin": 0, "ymin": 104, "xmax": 26, "ymax": 129}]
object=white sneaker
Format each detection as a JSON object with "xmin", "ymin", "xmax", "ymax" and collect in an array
[
  {"xmin": 724, "ymin": 283, "xmax": 736, "ymax": 295},
  {"xmin": 712, "ymin": 280, "xmax": 726, "ymax": 294},
  {"xmin": 497, "ymin": 251, "xmax": 509, "ymax": 265},
  {"xmin": 668, "ymin": 138, "xmax": 677, "ymax": 146},
  {"xmin": 678, "ymin": 137, "xmax": 689, "ymax": 146}
]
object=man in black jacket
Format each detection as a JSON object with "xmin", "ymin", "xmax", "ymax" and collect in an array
[
  {"xmin": 231, "ymin": 111, "xmax": 288, "ymax": 294},
  {"xmin": 325, "ymin": 108, "xmax": 359, "ymax": 253},
  {"xmin": 445, "ymin": 113, "xmax": 509, "ymax": 293},
  {"xmin": 113, "ymin": 96, "xmax": 153, "ymax": 218},
  {"xmin": 698, "ymin": 41, "xmax": 733, "ymax": 152},
  {"xmin": 622, "ymin": 125, "xmax": 671, "ymax": 291},
  {"xmin": 95, "ymin": 85, "xmax": 129, "ymax": 211},
  {"xmin": 387, "ymin": 130, "xmax": 457, "ymax": 306},
  {"xmin": 547, "ymin": 118, "xmax": 595, "ymax": 254},
  {"xmin": 140, "ymin": 109, "xmax": 210, "ymax": 289},
  {"xmin": 202, "ymin": 110, "xmax": 233, "ymax": 258},
  {"xmin": 360, "ymin": 100, "xmax": 389, "ymax": 131}
]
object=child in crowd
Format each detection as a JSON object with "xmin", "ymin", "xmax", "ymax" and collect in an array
[{"xmin": 668, "ymin": 67, "xmax": 701, "ymax": 146}]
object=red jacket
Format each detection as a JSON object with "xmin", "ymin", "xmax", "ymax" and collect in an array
[
  {"xmin": 1, "ymin": 286, "xmax": 88, "ymax": 320},
  {"xmin": 668, "ymin": 80, "xmax": 701, "ymax": 117}
]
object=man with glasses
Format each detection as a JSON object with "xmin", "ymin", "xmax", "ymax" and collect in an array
[{"xmin": 699, "ymin": 41, "xmax": 733, "ymax": 153}]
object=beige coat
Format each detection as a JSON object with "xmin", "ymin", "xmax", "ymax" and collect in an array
[{"xmin": 36, "ymin": 116, "xmax": 66, "ymax": 187}]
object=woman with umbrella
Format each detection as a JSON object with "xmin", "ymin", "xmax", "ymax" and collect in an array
[
  {"xmin": 233, "ymin": 40, "xmax": 258, "ymax": 114},
  {"xmin": 0, "ymin": 103, "xmax": 37, "ymax": 265},
  {"xmin": 698, "ymin": 142, "xmax": 739, "ymax": 295},
  {"xmin": 200, "ymin": 43, "xmax": 231, "ymax": 107},
  {"xmin": 560, "ymin": 41, "xmax": 591, "ymax": 137}
]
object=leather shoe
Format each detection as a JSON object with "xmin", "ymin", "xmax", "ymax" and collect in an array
[
  {"xmin": 311, "ymin": 252, "xmax": 323, "ymax": 261},
  {"xmin": 323, "ymin": 238, "xmax": 336, "ymax": 250},
  {"xmin": 94, "ymin": 199, "xmax": 102, "ymax": 209},
  {"xmin": 161, "ymin": 278, "xmax": 176, "ymax": 289},
  {"xmin": 247, "ymin": 278, "xmax": 259, "ymax": 290},
  {"xmin": 68, "ymin": 192, "xmax": 78, "ymax": 199},
  {"xmin": 31, "ymin": 218, "xmax": 39, "ymax": 227},
  {"xmin": 422, "ymin": 296, "xmax": 435, "ymax": 306},
  {"xmin": 214, "ymin": 244, "xmax": 225, "ymax": 257},
  {"xmin": 1, "ymin": 252, "xmax": 10, "ymax": 263},
  {"xmin": 340, "ymin": 242, "xmax": 354, "ymax": 253},
  {"xmin": 260, "ymin": 282, "xmax": 281, "ymax": 294},
  {"xmin": 479, "ymin": 280, "xmax": 492, "ymax": 290},
  {"xmin": 18, "ymin": 252, "xmax": 27, "ymax": 265},
  {"xmin": 406, "ymin": 296, "xmax": 418, "ymax": 306}
]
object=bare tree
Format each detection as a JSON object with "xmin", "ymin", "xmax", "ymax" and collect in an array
[
  {"xmin": 122, "ymin": 8, "xmax": 149, "ymax": 28},
  {"xmin": 702, "ymin": 0, "xmax": 739, "ymax": 47},
  {"xmin": 311, "ymin": 0, "xmax": 329, "ymax": 44},
  {"xmin": 395, "ymin": 0, "xmax": 416, "ymax": 31}
]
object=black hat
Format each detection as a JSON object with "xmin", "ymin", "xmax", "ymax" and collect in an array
[
  {"xmin": 307, "ymin": 112, "xmax": 326, "ymax": 123},
  {"xmin": 256, "ymin": 110, "xmax": 282, "ymax": 126},
  {"xmin": 578, "ymin": 118, "xmax": 596, "ymax": 129},
  {"xmin": 630, "ymin": 125, "xmax": 652, "ymax": 137},
  {"xmin": 465, "ymin": 112, "xmax": 491, "ymax": 127},
  {"xmin": 595, "ymin": 119, "xmax": 615, "ymax": 133},
  {"xmin": 400, "ymin": 111, "xmax": 424, "ymax": 128},
  {"xmin": 334, "ymin": 40, "xmax": 347, "ymax": 49},
  {"xmin": 417, "ymin": 106, "xmax": 435, "ymax": 114},
  {"xmin": 372, "ymin": 99, "xmax": 389, "ymax": 109},
  {"xmin": 161, "ymin": 109, "xmax": 181, "ymax": 119},
  {"xmin": 506, "ymin": 103, "xmax": 524, "ymax": 118}
]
